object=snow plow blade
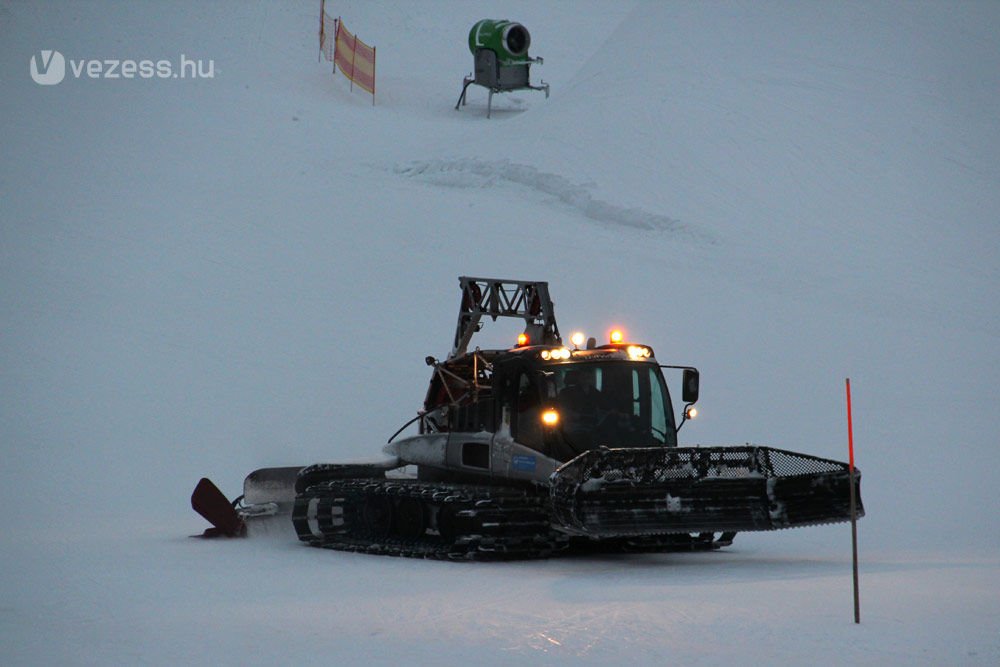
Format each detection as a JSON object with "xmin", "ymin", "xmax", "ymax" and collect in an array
[
  {"xmin": 191, "ymin": 467, "xmax": 303, "ymax": 537},
  {"xmin": 550, "ymin": 446, "xmax": 863, "ymax": 537},
  {"xmin": 191, "ymin": 478, "xmax": 246, "ymax": 537},
  {"xmin": 191, "ymin": 462, "xmax": 401, "ymax": 533}
]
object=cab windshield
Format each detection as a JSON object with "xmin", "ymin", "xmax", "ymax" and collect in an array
[{"xmin": 549, "ymin": 361, "xmax": 676, "ymax": 453}]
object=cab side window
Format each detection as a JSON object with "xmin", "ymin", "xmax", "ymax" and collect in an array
[{"xmin": 513, "ymin": 372, "xmax": 543, "ymax": 451}]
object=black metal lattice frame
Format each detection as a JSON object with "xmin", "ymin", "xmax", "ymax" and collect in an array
[{"xmin": 451, "ymin": 276, "xmax": 561, "ymax": 359}]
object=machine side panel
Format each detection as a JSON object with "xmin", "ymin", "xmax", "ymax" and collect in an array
[{"xmin": 385, "ymin": 434, "xmax": 449, "ymax": 468}]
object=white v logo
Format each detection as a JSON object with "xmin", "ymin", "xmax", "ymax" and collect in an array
[{"xmin": 30, "ymin": 49, "xmax": 66, "ymax": 85}]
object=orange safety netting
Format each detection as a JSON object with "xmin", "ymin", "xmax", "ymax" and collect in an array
[{"xmin": 333, "ymin": 20, "xmax": 375, "ymax": 96}]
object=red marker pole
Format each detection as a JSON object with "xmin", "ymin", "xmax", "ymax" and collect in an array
[{"xmin": 846, "ymin": 378, "xmax": 860, "ymax": 624}]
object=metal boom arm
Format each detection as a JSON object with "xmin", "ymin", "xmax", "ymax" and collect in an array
[{"xmin": 451, "ymin": 276, "xmax": 561, "ymax": 359}]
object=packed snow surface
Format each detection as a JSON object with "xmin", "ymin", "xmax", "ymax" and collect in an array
[{"xmin": 2, "ymin": 1, "xmax": 998, "ymax": 664}]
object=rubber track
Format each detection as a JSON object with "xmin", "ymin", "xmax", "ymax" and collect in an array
[
  {"xmin": 293, "ymin": 479, "xmax": 568, "ymax": 561},
  {"xmin": 550, "ymin": 446, "xmax": 862, "ymax": 536}
]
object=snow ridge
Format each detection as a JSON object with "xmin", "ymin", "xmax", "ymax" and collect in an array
[{"xmin": 395, "ymin": 158, "xmax": 712, "ymax": 242}]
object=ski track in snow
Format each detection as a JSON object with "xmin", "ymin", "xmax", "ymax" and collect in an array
[{"xmin": 394, "ymin": 158, "xmax": 714, "ymax": 243}]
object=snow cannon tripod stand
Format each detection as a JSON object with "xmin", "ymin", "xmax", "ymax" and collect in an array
[{"xmin": 456, "ymin": 19, "xmax": 549, "ymax": 119}]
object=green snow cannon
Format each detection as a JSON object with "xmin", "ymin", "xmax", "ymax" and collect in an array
[
  {"xmin": 468, "ymin": 19, "xmax": 532, "ymax": 66},
  {"xmin": 456, "ymin": 18, "xmax": 549, "ymax": 118}
]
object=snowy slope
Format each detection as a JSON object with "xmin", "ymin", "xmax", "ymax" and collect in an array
[{"xmin": 2, "ymin": 1, "xmax": 998, "ymax": 664}]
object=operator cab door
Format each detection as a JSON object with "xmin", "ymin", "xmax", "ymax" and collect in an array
[
  {"xmin": 512, "ymin": 368, "xmax": 546, "ymax": 453},
  {"xmin": 494, "ymin": 361, "xmax": 545, "ymax": 452},
  {"xmin": 500, "ymin": 361, "xmax": 576, "ymax": 462}
]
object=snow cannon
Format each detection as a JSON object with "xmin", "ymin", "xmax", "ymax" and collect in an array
[
  {"xmin": 467, "ymin": 19, "xmax": 533, "ymax": 65},
  {"xmin": 456, "ymin": 19, "xmax": 549, "ymax": 119}
]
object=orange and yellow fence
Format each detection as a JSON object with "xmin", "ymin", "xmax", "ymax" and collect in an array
[{"xmin": 319, "ymin": 1, "xmax": 376, "ymax": 104}]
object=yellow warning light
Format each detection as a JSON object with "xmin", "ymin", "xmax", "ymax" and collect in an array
[
  {"xmin": 541, "ymin": 409, "xmax": 560, "ymax": 426},
  {"xmin": 570, "ymin": 332, "xmax": 585, "ymax": 348},
  {"xmin": 516, "ymin": 333, "xmax": 529, "ymax": 347},
  {"xmin": 686, "ymin": 406, "xmax": 698, "ymax": 420},
  {"xmin": 610, "ymin": 329, "xmax": 624, "ymax": 344}
]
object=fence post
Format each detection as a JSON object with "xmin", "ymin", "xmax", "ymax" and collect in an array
[
  {"xmin": 349, "ymin": 31, "xmax": 357, "ymax": 92},
  {"xmin": 318, "ymin": 0, "xmax": 324, "ymax": 63}
]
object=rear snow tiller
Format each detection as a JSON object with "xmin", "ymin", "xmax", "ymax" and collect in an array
[{"xmin": 192, "ymin": 276, "xmax": 863, "ymax": 560}]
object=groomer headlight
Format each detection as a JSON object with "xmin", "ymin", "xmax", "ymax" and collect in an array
[
  {"xmin": 541, "ymin": 347, "xmax": 571, "ymax": 361},
  {"xmin": 627, "ymin": 345, "xmax": 652, "ymax": 360}
]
